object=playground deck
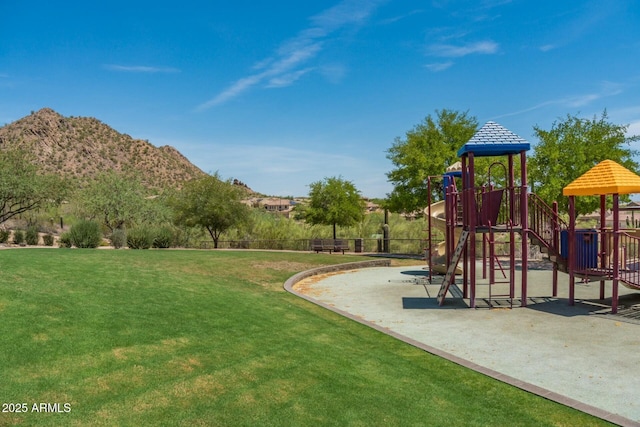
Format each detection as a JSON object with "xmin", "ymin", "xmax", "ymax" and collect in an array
[{"xmin": 290, "ymin": 264, "xmax": 640, "ymax": 426}]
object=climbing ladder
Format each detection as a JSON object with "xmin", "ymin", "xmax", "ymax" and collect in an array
[
  {"xmin": 437, "ymin": 230, "xmax": 470, "ymax": 305},
  {"xmin": 486, "ymin": 222, "xmax": 515, "ymax": 308}
]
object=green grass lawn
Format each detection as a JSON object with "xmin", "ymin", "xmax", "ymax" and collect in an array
[{"xmin": 0, "ymin": 249, "xmax": 612, "ymax": 426}]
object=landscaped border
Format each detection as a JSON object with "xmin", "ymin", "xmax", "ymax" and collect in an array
[{"xmin": 284, "ymin": 262, "xmax": 639, "ymax": 427}]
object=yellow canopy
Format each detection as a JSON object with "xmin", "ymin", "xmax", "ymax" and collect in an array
[{"xmin": 563, "ymin": 160, "xmax": 640, "ymax": 196}]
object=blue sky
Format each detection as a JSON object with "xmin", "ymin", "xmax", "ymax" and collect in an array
[{"xmin": 1, "ymin": 1, "xmax": 639, "ymax": 198}]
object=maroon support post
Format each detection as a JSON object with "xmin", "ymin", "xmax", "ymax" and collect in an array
[
  {"xmin": 612, "ymin": 193, "xmax": 619, "ymax": 314},
  {"xmin": 599, "ymin": 195, "xmax": 606, "ymax": 300},
  {"xmin": 468, "ymin": 153, "xmax": 476, "ymax": 308},
  {"xmin": 519, "ymin": 151, "xmax": 529, "ymax": 307},
  {"xmin": 552, "ymin": 201, "xmax": 559, "ymax": 297},
  {"xmin": 568, "ymin": 196, "xmax": 575, "ymax": 305}
]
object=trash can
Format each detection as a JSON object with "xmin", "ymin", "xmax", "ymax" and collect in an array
[
  {"xmin": 354, "ymin": 238, "xmax": 363, "ymax": 253},
  {"xmin": 560, "ymin": 229, "xmax": 598, "ymax": 269}
]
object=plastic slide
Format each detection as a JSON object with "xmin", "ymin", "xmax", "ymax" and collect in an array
[{"xmin": 427, "ymin": 200, "xmax": 462, "ymax": 274}]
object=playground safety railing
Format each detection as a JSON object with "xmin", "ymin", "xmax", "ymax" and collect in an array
[
  {"xmin": 610, "ymin": 231, "xmax": 640, "ymax": 287},
  {"xmin": 468, "ymin": 186, "xmax": 525, "ymax": 228},
  {"xmin": 566, "ymin": 229, "xmax": 640, "ymax": 288},
  {"xmin": 527, "ymin": 193, "xmax": 567, "ymax": 256}
]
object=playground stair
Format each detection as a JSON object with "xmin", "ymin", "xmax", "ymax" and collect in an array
[
  {"xmin": 437, "ymin": 230, "xmax": 470, "ymax": 305},
  {"xmin": 529, "ymin": 234, "xmax": 568, "ymax": 273},
  {"xmin": 527, "ymin": 193, "xmax": 568, "ymax": 273}
]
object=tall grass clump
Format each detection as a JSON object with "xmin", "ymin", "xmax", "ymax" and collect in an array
[
  {"xmin": 25, "ymin": 226, "xmax": 40, "ymax": 245},
  {"xmin": 109, "ymin": 229, "xmax": 126, "ymax": 249},
  {"xmin": 126, "ymin": 227, "xmax": 154, "ymax": 249},
  {"xmin": 69, "ymin": 220, "xmax": 102, "ymax": 248},
  {"xmin": 152, "ymin": 226, "xmax": 174, "ymax": 248},
  {"xmin": 59, "ymin": 232, "xmax": 72, "ymax": 248},
  {"xmin": 43, "ymin": 234, "xmax": 55, "ymax": 246},
  {"xmin": 12, "ymin": 229, "xmax": 25, "ymax": 245}
]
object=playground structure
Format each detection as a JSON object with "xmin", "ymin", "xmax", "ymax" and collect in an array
[
  {"xmin": 426, "ymin": 162, "xmax": 463, "ymax": 275},
  {"xmin": 426, "ymin": 121, "xmax": 640, "ymax": 313}
]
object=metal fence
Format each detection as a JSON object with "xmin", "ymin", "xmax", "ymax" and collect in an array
[{"xmin": 198, "ymin": 238, "xmax": 428, "ymax": 255}]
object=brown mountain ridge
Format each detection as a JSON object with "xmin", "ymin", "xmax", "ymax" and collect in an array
[{"xmin": 0, "ymin": 108, "xmax": 206, "ymax": 190}]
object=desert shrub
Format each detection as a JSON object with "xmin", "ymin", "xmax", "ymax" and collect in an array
[
  {"xmin": 0, "ymin": 229, "xmax": 9, "ymax": 243},
  {"xmin": 26, "ymin": 226, "xmax": 39, "ymax": 245},
  {"xmin": 13, "ymin": 230, "xmax": 25, "ymax": 245},
  {"xmin": 69, "ymin": 220, "xmax": 102, "ymax": 248},
  {"xmin": 152, "ymin": 227, "xmax": 174, "ymax": 248},
  {"xmin": 59, "ymin": 232, "xmax": 72, "ymax": 248},
  {"xmin": 127, "ymin": 227, "xmax": 154, "ymax": 249},
  {"xmin": 43, "ymin": 234, "xmax": 55, "ymax": 246},
  {"xmin": 171, "ymin": 226, "xmax": 204, "ymax": 248},
  {"xmin": 110, "ymin": 229, "xmax": 126, "ymax": 249}
]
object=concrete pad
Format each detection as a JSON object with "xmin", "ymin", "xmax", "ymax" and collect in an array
[{"xmin": 291, "ymin": 264, "xmax": 640, "ymax": 426}]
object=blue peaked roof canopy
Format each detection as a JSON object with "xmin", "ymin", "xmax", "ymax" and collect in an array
[{"xmin": 457, "ymin": 121, "xmax": 530, "ymax": 157}]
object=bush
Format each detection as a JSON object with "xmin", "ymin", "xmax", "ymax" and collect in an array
[
  {"xmin": 13, "ymin": 230, "xmax": 25, "ymax": 245},
  {"xmin": 110, "ymin": 229, "xmax": 126, "ymax": 249},
  {"xmin": 69, "ymin": 220, "xmax": 102, "ymax": 248},
  {"xmin": 153, "ymin": 227, "xmax": 174, "ymax": 248},
  {"xmin": 127, "ymin": 227, "xmax": 154, "ymax": 249},
  {"xmin": 0, "ymin": 229, "xmax": 9, "ymax": 243},
  {"xmin": 59, "ymin": 232, "xmax": 72, "ymax": 248},
  {"xmin": 43, "ymin": 234, "xmax": 55, "ymax": 246},
  {"xmin": 26, "ymin": 226, "xmax": 39, "ymax": 245}
]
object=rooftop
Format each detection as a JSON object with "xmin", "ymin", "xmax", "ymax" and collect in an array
[
  {"xmin": 457, "ymin": 121, "xmax": 531, "ymax": 157},
  {"xmin": 563, "ymin": 160, "xmax": 640, "ymax": 196}
]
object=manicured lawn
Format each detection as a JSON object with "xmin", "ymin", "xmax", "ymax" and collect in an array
[{"xmin": 0, "ymin": 249, "xmax": 612, "ymax": 426}]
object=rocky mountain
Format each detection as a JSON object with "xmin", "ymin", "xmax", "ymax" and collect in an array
[{"xmin": 0, "ymin": 108, "xmax": 206, "ymax": 190}]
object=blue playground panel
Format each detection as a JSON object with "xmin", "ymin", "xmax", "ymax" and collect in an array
[{"xmin": 560, "ymin": 229, "xmax": 598, "ymax": 269}]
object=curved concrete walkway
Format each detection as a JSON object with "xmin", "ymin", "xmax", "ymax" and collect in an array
[{"xmin": 285, "ymin": 263, "xmax": 640, "ymax": 427}]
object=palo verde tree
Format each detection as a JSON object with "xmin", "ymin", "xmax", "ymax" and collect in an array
[
  {"xmin": 0, "ymin": 149, "xmax": 68, "ymax": 224},
  {"xmin": 299, "ymin": 176, "xmax": 365, "ymax": 239},
  {"xmin": 386, "ymin": 109, "xmax": 478, "ymax": 213},
  {"xmin": 171, "ymin": 173, "xmax": 250, "ymax": 248},
  {"xmin": 529, "ymin": 110, "xmax": 639, "ymax": 215},
  {"xmin": 77, "ymin": 172, "xmax": 157, "ymax": 232}
]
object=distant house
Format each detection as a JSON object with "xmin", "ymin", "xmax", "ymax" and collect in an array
[
  {"xmin": 608, "ymin": 201, "xmax": 640, "ymax": 229},
  {"xmin": 364, "ymin": 199, "xmax": 382, "ymax": 213},
  {"xmin": 249, "ymin": 197, "xmax": 295, "ymax": 218},
  {"xmin": 579, "ymin": 202, "xmax": 640, "ymax": 229}
]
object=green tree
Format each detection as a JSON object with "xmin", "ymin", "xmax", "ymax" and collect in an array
[
  {"xmin": 299, "ymin": 176, "xmax": 365, "ymax": 239},
  {"xmin": 77, "ymin": 172, "xmax": 151, "ymax": 232},
  {"xmin": 0, "ymin": 149, "xmax": 68, "ymax": 224},
  {"xmin": 386, "ymin": 109, "xmax": 478, "ymax": 213},
  {"xmin": 171, "ymin": 173, "xmax": 250, "ymax": 248},
  {"xmin": 529, "ymin": 111, "xmax": 639, "ymax": 215}
]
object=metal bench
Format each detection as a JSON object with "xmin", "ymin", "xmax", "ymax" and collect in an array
[{"xmin": 311, "ymin": 238, "xmax": 349, "ymax": 254}]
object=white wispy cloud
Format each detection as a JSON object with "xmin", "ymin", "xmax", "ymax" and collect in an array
[
  {"xmin": 196, "ymin": 0, "xmax": 385, "ymax": 110},
  {"xmin": 379, "ymin": 9, "xmax": 423, "ymax": 25},
  {"xmin": 267, "ymin": 68, "xmax": 314, "ymax": 88},
  {"xmin": 538, "ymin": 1, "xmax": 622, "ymax": 52},
  {"xmin": 319, "ymin": 64, "xmax": 347, "ymax": 84},
  {"xmin": 607, "ymin": 106, "xmax": 640, "ymax": 138},
  {"xmin": 425, "ymin": 62, "xmax": 454, "ymax": 72},
  {"xmin": 428, "ymin": 40, "xmax": 499, "ymax": 57},
  {"xmin": 627, "ymin": 120, "xmax": 640, "ymax": 137},
  {"xmin": 173, "ymin": 141, "xmax": 384, "ymax": 195},
  {"xmin": 493, "ymin": 81, "xmax": 624, "ymax": 119},
  {"xmin": 104, "ymin": 64, "xmax": 180, "ymax": 73}
]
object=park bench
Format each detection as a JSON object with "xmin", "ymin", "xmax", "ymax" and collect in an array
[
  {"xmin": 311, "ymin": 238, "xmax": 350, "ymax": 254},
  {"xmin": 332, "ymin": 239, "xmax": 350, "ymax": 254}
]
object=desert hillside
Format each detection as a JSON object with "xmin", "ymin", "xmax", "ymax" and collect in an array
[{"xmin": 0, "ymin": 108, "xmax": 206, "ymax": 190}]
